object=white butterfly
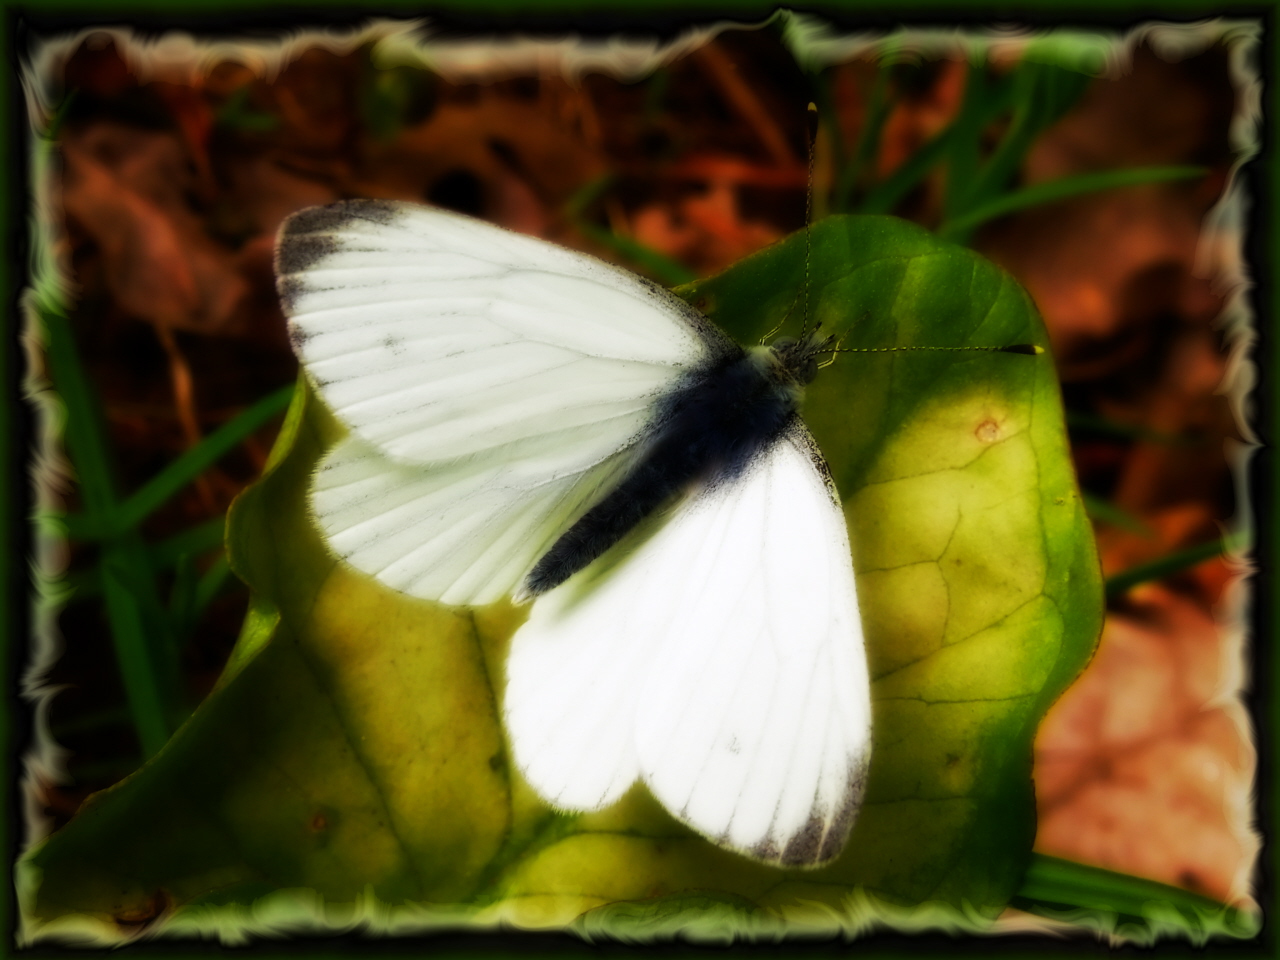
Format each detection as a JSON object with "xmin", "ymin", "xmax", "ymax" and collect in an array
[{"xmin": 276, "ymin": 199, "xmax": 871, "ymax": 867}]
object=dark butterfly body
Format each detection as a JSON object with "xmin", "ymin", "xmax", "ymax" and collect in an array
[{"xmin": 527, "ymin": 336, "xmax": 829, "ymax": 596}]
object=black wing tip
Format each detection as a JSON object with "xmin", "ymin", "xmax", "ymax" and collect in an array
[
  {"xmin": 274, "ymin": 200, "xmax": 407, "ymax": 304},
  {"xmin": 286, "ymin": 318, "xmax": 310, "ymax": 353},
  {"xmin": 778, "ymin": 816, "xmax": 827, "ymax": 867},
  {"xmin": 764, "ymin": 753, "xmax": 869, "ymax": 868},
  {"xmin": 275, "ymin": 235, "xmax": 338, "ymax": 285},
  {"xmin": 280, "ymin": 198, "xmax": 403, "ymax": 238},
  {"xmin": 275, "ymin": 199, "xmax": 407, "ymax": 280}
]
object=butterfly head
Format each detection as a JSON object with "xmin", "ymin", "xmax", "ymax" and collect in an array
[{"xmin": 764, "ymin": 331, "xmax": 834, "ymax": 387}]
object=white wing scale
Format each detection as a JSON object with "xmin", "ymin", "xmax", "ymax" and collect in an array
[
  {"xmin": 277, "ymin": 200, "xmax": 732, "ymax": 605},
  {"xmin": 504, "ymin": 424, "xmax": 871, "ymax": 865}
]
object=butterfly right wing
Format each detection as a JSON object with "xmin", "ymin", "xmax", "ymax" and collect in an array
[
  {"xmin": 635, "ymin": 426, "xmax": 870, "ymax": 865},
  {"xmin": 277, "ymin": 200, "xmax": 734, "ymax": 605},
  {"xmin": 504, "ymin": 424, "xmax": 871, "ymax": 864}
]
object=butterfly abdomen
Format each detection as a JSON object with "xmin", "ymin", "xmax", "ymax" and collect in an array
[{"xmin": 523, "ymin": 347, "xmax": 807, "ymax": 597}]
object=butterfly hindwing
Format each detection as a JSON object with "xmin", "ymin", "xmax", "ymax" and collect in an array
[{"xmin": 504, "ymin": 423, "xmax": 870, "ymax": 866}]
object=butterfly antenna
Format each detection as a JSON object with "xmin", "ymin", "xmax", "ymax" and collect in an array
[
  {"xmin": 760, "ymin": 103, "xmax": 821, "ymax": 347},
  {"xmin": 799, "ymin": 102, "xmax": 819, "ymax": 341},
  {"xmin": 826, "ymin": 343, "xmax": 1045, "ymax": 356}
]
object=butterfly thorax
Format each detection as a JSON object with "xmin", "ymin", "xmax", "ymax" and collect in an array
[{"xmin": 521, "ymin": 341, "xmax": 822, "ymax": 598}]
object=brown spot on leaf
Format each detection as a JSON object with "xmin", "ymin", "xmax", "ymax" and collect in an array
[
  {"xmin": 975, "ymin": 418, "xmax": 1002, "ymax": 443},
  {"xmin": 114, "ymin": 889, "xmax": 169, "ymax": 930}
]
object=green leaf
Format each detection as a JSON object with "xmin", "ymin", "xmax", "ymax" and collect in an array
[{"xmin": 22, "ymin": 216, "xmax": 1103, "ymax": 940}]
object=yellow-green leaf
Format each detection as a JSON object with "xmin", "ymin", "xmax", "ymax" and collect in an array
[{"xmin": 23, "ymin": 215, "xmax": 1102, "ymax": 941}]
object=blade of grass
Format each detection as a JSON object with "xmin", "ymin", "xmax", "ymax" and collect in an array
[
  {"xmin": 151, "ymin": 516, "xmax": 226, "ymax": 566},
  {"xmin": 168, "ymin": 553, "xmax": 199, "ymax": 636},
  {"xmin": 563, "ymin": 173, "xmax": 616, "ymax": 222},
  {"xmin": 858, "ymin": 125, "xmax": 954, "ymax": 215},
  {"xmin": 59, "ymin": 517, "xmax": 227, "ymax": 599},
  {"xmin": 561, "ymin": 176, "xmax": 696, "ymax": 286},
  {"xmin": 168, "ymin": 550, "xmax": 231, "ymax": 642},
  {"xmin": 214, "ymin": 85, "xmax": 278, "ymax": 132},
  {"xmin": 958, "ymin": 61, "xmax": 1093, "ymax": 219},
  {"xmin": 642, "ymin": 68, "xmax": 670, "ymax": 122},
  {"xmin": 60, "ymin": 384, "xmax": 293, "ymax": 540},
  {"xmin": 1082, "ymin": 492, "xmax": 1153, "ymax": 537},
  {"xmin": 193, "ymin": 552, "xmax": 232, "ymax": 614},
  {"xmin": 102, "ymin": 538, "xmax": 182, "ymax": 701},
  {"xmin": 40, "ymin": 303, "xmax": 174, "ymax": 757},
  {"xmin": 1012, "ymin": 853, "xmax": 1258, "ymax": 940},
  {"xmin": 39, "ymin": 305, "xmax": 117, "ymax": 516},
  {"xmin": 941, "ymin": 59, "xmax": 996, "ymax": 222},
  {"xmin": 573, "ymin": 221, "xmax": 697, "ymax": 286},
  {"xmin": 1066, "ymin": 410, "xmax": 1189, "ymax": 445},
  {"xmin": 939, "ymin": 165, "xmax": 1207, "ymax": 240},
  {"xmin": 834, "ymin": 55, "xmax": 892, "ymax": 212},
  {"xmin": 1105, "ymin": 533, "xmax": 1245, "ymax": 599},
  {"xmin": 858, "ymin": 73, "xmax": 1014, "ymax": 217},
  {"xmin": 50, "ymin": 705, "xmax": 134, "ymax": 738},
  {"xmin": 99, "ymin": 549, "xmax": 172, "ymax": 756},
  {"xmin": 115, "ymin": 383, "xmax": 294, "ymax": 532}
]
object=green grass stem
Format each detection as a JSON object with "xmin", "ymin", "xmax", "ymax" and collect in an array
[
  {"xmin": 573, "ymin": 221, "xmax": 696, "ymax": 286},
  {"xmin": 1081, "ymin": 493, "xmax": 1153, "ymax": 537},
  {"xmin": 1105, "ymin": 533, "xmax": 1246, "ymax": 599},
  {"xmin": 62, "ymin": 384, "xmax": 294, "ymax": 541},
  {"xmin": 939, "ymin": 165, "xmax": 1207, "ymax": 240},
  {"xmin": 1013, "ymin": 853, "xmax": 1258, "ymax": 940},
  {"xmin": 40, "ymin": 304, "xmax": 174, "ymax": 757}
]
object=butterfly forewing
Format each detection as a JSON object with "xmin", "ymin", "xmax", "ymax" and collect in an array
[{"xmin": 277, "ymin": 200, "xmax": 732, "ymax": 604}]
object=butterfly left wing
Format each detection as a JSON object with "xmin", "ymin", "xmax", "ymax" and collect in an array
[
  {"xmin": 503, "ymin": 423, "xmax": 870, "ymax": 866},
  {"xmin": 277, "ymin": 200, "xmax": 737, "ymax": 605}
]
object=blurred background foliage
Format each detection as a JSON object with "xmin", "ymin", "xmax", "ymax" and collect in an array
[{"xmin": 25, "ymin": 13, "xmax": 1256, "ymax": 940}]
